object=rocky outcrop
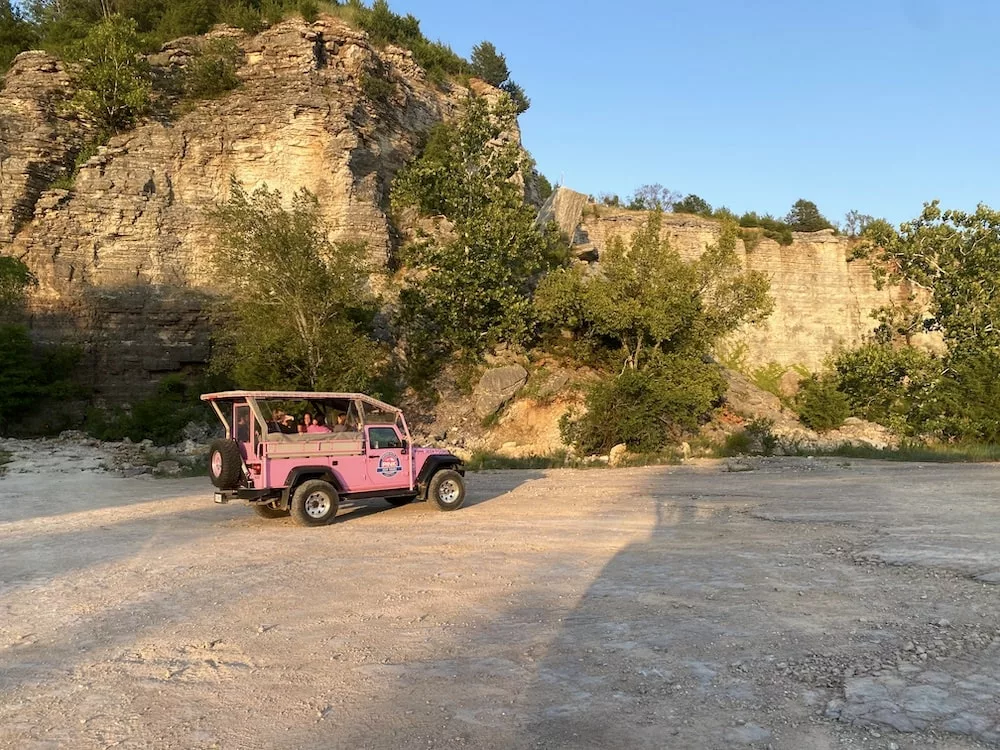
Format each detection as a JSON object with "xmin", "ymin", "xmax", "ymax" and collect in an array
[
  {"xmin": 473, "ymin": 364, "xmax": 528, "ymax": 419},
  {"xmin": 547, "ymin": 187, "xmax": 926, "ymax": 371},
  {"xmin": 0, "ymin": 52, "xmax": 84, "ymax": 244},
  {"xmin": 0, "ymin": 17, "xmax": 506, "ymax": 399}
]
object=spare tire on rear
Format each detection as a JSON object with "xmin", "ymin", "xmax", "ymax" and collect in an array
[{"xmin": 209, "ymin": 438, "xmax": 242, "ymax": 489}]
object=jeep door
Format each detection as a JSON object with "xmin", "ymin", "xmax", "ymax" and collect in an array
[{"xmin": 364, "ymin": 425, "xmax": 411, "ymax": 490}]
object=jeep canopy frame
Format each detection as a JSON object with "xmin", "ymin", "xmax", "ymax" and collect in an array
[{"xmin": 201, "ymin": 391, "xmax": 406, "ymax": 432}]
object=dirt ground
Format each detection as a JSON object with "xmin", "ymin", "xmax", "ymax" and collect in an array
[{"xmin": 1, "ymin": 451, "xmax": 999, "ymax": 750}]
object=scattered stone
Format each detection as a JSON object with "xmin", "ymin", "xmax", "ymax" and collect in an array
[
  {"xmin": 154, "ymin": 460, "xmax": 182, "ymax": 476},
  {"xmin": 608, "ymin": 444, "xmax": 629, "ymax": 467}
]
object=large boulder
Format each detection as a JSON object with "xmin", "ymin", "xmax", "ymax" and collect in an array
[{"xmin": 474, "ymin": 364, "xmax": 528, "ymax": 419}]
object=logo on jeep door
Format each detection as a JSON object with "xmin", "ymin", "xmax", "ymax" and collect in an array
[{"xmin": 377, "ymin": 452, "xmax": 401, "ymax": 477}]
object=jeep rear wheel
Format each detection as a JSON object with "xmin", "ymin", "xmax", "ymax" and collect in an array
[
  {"xmin": 209, "ymin": 439, "xmax": 242, "ymax": 490},
  {"xmin": 428, "ymin": 470, "xmax": 465, "ymax": 511},
  {"xmin": 290, "ymin": 480, "xmax": 339, "ymax": 526},
  {"xmin": 253, "ymin": 503, "xmax": 290, "ymax": 519}
]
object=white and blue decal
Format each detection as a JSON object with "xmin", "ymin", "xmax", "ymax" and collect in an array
[{"xmin": 377, "ymin": 452, "xmax": 401, "ymax": 477}]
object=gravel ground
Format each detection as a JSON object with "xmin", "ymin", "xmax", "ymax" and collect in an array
[{"xmin": 0, "ymin": 451, "xmax": 998, "ymax": 749}]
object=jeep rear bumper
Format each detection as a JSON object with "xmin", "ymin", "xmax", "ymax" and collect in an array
[{"xmin": 213, "ymin": 489, "xmax": 278, "ymax": 504}]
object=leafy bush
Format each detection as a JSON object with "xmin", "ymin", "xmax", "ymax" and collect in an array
[
  {"xmin": 560, "ymin": 360, "xmax": 725, "ymax": 454},
  {"xmin": 738, "ymin": 211, "xmax": 793, "ymax": 246},
  {"xmin": 833, "ymin": 342, "xmax": 937, "ymax": 431},
  {"xmin": 184, "ymin": 37, "xmax": 242, "ymax": 99},
  {"xmin": 796, "ymin": 375, "xmax": 849, "ymax": 432},
  {"xmin": 298, "ymin": 0, "xmax": 319, "ymax": 22},
  {"xmin": 220, "ymin": 2, "xmax": 266, "ymax": 34},
  {"xmin": 924, "ymin": 350, "xmax": 1000, "ymax": 443},
  {"xmin": 722, "ymin": 417, "xmax": 777, "ymax": 456},
  {"xmin": 360, "ymin": 70, "xmax": 394, "ymax": 104}
]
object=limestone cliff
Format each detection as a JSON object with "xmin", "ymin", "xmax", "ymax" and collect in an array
[
  {"xmin": 0, "ymin": 16, "xmax": 501, "ymax": 399},
  {"xmin": 544, "ymin": 187, "xmax": 922, "ymax": 371}
]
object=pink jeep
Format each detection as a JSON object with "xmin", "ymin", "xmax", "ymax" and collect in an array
[{"xmin": 201, "ymin": 391, "xmax": 466, "ymax": 526}]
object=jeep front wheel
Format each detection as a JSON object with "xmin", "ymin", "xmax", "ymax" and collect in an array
[
  {"xmin": 428, "ymin": 470, "xmax": 466, "ymax": 511},
  {"xmin": 208, "ymin": 439, "xmax": 242, "ymax": 490},
  {"xmin": 290, "ymin": 480, "xmax": 339, "ymax": 526}
]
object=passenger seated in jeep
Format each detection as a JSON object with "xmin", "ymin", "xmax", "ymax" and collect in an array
[
  {"xmin": 306, "ymin": 413, "xmax": 332, "ymax": 434},
  {"xmin": 331, "ymin": 413, "xmax": 349, "ymax": 433}
]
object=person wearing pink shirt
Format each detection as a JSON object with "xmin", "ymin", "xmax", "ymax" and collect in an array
[{"xmin": 306, "ymin": 413, "xmax": 332, "ymax": 434}]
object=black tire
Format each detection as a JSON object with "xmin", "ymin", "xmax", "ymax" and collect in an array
[
  {"xmin": 428, "ymin": 470, "xmax": 466, "ymax": 511},
  {"xmin": 253, "ymin": 503, "xmax": 290, "ymax": 519},
  {"xmin": 209, "ymin": 439, "xmax": 242, "ymax": 490},
  {"xmin": 385, "ymin": 495, "xmax": 417, "ymax": 507},
  {"xmin": 290, "ymin": 479, "xmax": 339, "ymax": 527}
]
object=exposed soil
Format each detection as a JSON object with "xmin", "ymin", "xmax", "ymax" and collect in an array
[{"xmin": 1, "ymin": 450, "xmax": 998, "ymax": 749}]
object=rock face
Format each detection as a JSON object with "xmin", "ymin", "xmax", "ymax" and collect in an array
[
  {"xmin": 474, "ymin": 364, "xmax": 528, "ymax": 419},
  {"xmin": 0, "ymin": 17, "xmax": 504, "ymax": 400},
  {"xmin": 549, "ymin": 187, "xmax": 925, "ymax": 371},
  {"xmin": 0, "ymin": 52, "xmax": 84, "ymax": 245}
]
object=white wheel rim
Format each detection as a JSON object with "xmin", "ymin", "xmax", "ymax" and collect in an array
[
  {"xmin": 305, "ymin": 491, "xmax": 331, "ymax": 519},
  {"xmin": 211, "ymin": 452, "xmax": 222, "ymax": 476},
  {"xmin": 438, "ymin": 479, "xmax": 460, "ymax": 504}
]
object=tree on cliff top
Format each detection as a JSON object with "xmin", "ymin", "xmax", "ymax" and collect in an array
[
  {"xmin": 469, "ymin": 38, "xmax": 529, "ymax": 114},
  {"xmin": 673, "ymin": 194, "xmax": 712, "ymax": 216},
  {"xmin": 208, "ymin": 181, "xmax": 386, "ymax": 392},
  {"xmin": 470, "ymin": 41, "xmax": 507, "ymax": 86},
  {"xmin": 67, "ymin": 15, "xmax": 151, "ymax": 133},
  {"xmin": 785, "ymin": 198, "xmax": 834, "ymax": 233},
  {"xmin": 0, "ymin": 1, "xmax": 38, "ymax": 73}
]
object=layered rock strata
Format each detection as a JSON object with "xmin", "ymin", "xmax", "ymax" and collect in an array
[
  {"xmin": 0, "ymin": 17, "xmax": 491, "ymax": 398},
  {"xmin": 544, "ymin": 187, "xmax": 922, "ymax": 371}
]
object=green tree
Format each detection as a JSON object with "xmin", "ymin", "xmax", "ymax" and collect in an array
[
  {"xmin": 393, "ymin": 97, "xmax": 560, "ymax": 367},
  {"xmin": 859, "ymin": 202, "xmax": 1000, "ymax": 360},
  {"xmin": 208, "ymin": 181, "xmax": 386, "ymax": 391},
  {"xmin": 535, "ymin": 171, "xmax": 553, "ymax": 204},
  {"xmin": 67, "ymin": 14, "xmax": 151, "ymax": 133},
  {"xmin": 535, "ymin": 212, "xmax": 773, "ymax": 372},
  {"xmin": 673, "ymin": 194, "xmax": 712, "ymax": 216},
  {"xmin": 499, "ymin": 79, "xmax": 529, "ymax": 114},
  {"xmin": 627, "ymin": 183, "xmax": 679, "ymax": 211},
  {"xmin": 0, "ymin": 257, "xmax": 38, "ymax": 318},
  {"xmin": 469, "ymin": 40, "xmax": 507, "ymax": 86},
  {"xmin": 0, "ymin": 1, "xmax": 38, "ymax": 73},
  {"xmin": 785, "ymin": 198, "xmax": 833, "ymax": 232},
  {"xmin": 842, "ymin": 209, "xmax": 875, "ymax": 238}
]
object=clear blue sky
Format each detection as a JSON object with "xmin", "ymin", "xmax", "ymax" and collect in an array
[{"xmin": 390, "ymin": 0, "xmax": 1000, "ymax": 225}]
